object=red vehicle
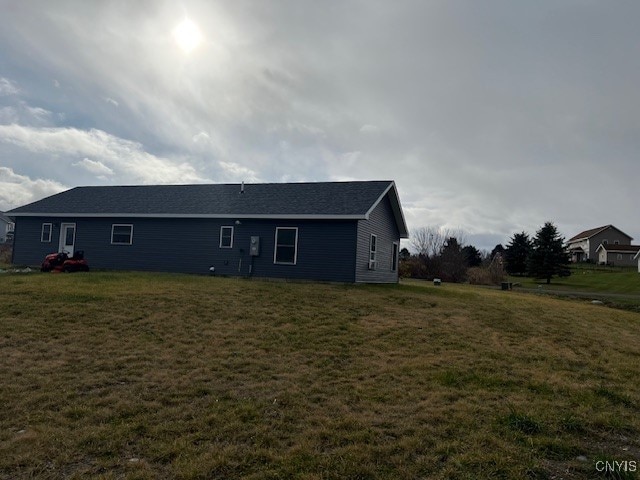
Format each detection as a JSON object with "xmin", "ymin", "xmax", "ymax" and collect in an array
[{"xmin": 41, "ymin": 250, "xmax": 89, "ymax": 273}]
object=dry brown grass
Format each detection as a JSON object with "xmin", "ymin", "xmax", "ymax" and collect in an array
[{"xmin": 0, "ymin": 273, "xmax": 639, "ymax": 479}]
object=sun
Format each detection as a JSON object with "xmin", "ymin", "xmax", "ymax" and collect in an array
[{"xmin": 172, "ymin": 18, "xmax": 203, "ymax": 53}]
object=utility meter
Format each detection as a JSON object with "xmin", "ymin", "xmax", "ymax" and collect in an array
[{"xmin": 250, "ymin": 236, "xmax": 260, "ymax": 256}]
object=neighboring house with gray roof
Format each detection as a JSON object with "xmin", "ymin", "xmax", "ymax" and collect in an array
[
  {"xmin": 595, "ymin": 244, "xmax": 640, "ymax": 268},
  {"xmin": 0, "ymin": 212, "xmax": 14, "ymax": 243},
  {"xmin": 7, "ymin": 181, "xmax": 408, "ymax": 283},
  {"xmin": 567, "ymin": 225, "xmax": 633, "ymax": 263}
]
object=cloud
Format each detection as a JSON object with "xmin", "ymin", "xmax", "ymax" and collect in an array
[
  {"xmin": 219, "ymin": 161, "xmax": 260, "ymax": 182},
  {"xmin": 0, "ymin": 124, "xmax": 206, "ymax": 185},
  {"xmin": 0, "ymin": 2, "xmax": 639, "ymax": 249},
  {"xmin": 73, "ymin": 158, "xmax": 114, "ymax": 176},
  {"xmin": 104, "ymin": 97, "xmax": 119, "ymax": 107},
  {"xmin": 0, "ymin": 77, "xmax": 20, "ymax": 96},
  {"xmin": 0, "ymin": 103, "xmax": 53, "ymax": 127},
  {"xmin": 0, "ymin": 166, "xmax": 67, "ymax": 211}
]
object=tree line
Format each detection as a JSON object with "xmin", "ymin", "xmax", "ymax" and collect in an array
[{"xmin": 402, "ymin": 221, "xmax": 571, "ymax": 285}]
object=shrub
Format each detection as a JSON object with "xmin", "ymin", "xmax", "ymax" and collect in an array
[{"xmin": 0, "ymin": 244, "xmax": 12, "ymax": 265}]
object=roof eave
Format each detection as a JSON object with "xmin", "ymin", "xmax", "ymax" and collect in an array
[
  {"xmin": 364, "ymin": 181, "xmax": 409, "ymax": 238},
  {"xmin": 8, "ymin": 212, "xmax": 367, "ymax": 220}
]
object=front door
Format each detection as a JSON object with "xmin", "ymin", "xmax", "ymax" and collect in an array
[{"xmin": 59, "ymin": 223, "xmax": 76, "ymax": 255}]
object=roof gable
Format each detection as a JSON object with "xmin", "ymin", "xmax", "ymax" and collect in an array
[
  {"xmin": 595, "ymin": 244, "xmax": 640, "ymax": 254},
  {"xmin": 8, "ymin": 181, "xmax": 409, "ymax": 238},
  {"xmin": 569, "ymin": 225, "xmax": 633, "ymax": 242}
]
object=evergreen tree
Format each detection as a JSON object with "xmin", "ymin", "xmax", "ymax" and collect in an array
[
  {"xmin": 491, "ymin": 244, "xmax": 505, "ymax": 259},
  {"xmin": 440, "ymin": 237, "xmax": 467, "ymax": 282},
  {"xmin": 504, "ymin": 232, "xmax": 532, "ymax": 276},
  {"xmin": 528, "ymin": 222, "xmax": 571, "ymax": 284},
  {"xmin": 462, "ymin": 245, "xmax": 482, "ymax": 267}
]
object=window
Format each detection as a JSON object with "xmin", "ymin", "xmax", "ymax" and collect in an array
[
  {"xmin": 111, "ymin": 224, "xmax": 133, "ymax": 245},
  {"xmin": 7, "ymin": 223, "xmax": 14, "ymax": 232},
  {"xmin": 274, "ymin": 227, "xmax": 298, "ymax": 264},
  {"xmin": 41, "ymin": 223, "xmax": 52, "ymax": 243},
  {"xmin": 369, "ymin": 234, "xmax": 377, "ymax": 270},
  {"xmin": 617, "ymin": 254, "xmax": 623, "ymax": 260},
  {"xmin": 219, "ymin": 226, "xmax": 234, "ymax": 248},
  {"xmin": 392, "ymin": 242, "xmax": 399, "ymax": 272},
  {"xmin": 614, "ymin": 240, "xmax": 620, "ymax": 245},
  {"xmin": 603, "ymin": 239, "xmax": 608, "ymax": 245}
]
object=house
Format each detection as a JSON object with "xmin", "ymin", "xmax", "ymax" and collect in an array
[
  {"xmin": 0, "ymin": 212, "xmax": 15, "ymax": 243},
  {"xmin": 567, "ymin": 225, "xmax": 633, "ymax": 263},
  {"xmin": 7, "ymin": 181, "xmax": 408, "ymax": 283},
  {"xmin": 595, "ymin": 244, "xmax": 640, "ymax": 267}
]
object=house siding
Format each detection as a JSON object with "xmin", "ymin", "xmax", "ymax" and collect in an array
[
  {"xmin": 587, "ymin": 228, "xmax": 631, "ymax": 260},
  {"xmin": 596, "ymin": 247, "xmax": 639, "ymax": 267},
  {"xmin": 12, "ymin": 217, "xmax": 358, "ymax": 282},
  {"xmin": 355, "ymin": 194, "xmax": 400, "ymax": 283}
]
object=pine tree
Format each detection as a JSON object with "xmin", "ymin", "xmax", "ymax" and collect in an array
[
  {"xmin": 505, "ymin": 232, "xmax": 532, "ymax": 276},
  {"xmin": 528, "ymin": 222, "xmax": 571, "ymax": 284}
]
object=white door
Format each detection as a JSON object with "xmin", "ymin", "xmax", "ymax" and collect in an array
[{"xmin": 59, "ymin": 223, "xmax": 76, "ymax": 255}]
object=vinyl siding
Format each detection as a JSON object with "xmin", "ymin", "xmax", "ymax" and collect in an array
[
  {"xmin": 12, "ymin": 217, "xmax": 358, "ymax": 282},
  {"xmin": 355, "ymin": 194, "xmax": 400, "ymax": 283}
]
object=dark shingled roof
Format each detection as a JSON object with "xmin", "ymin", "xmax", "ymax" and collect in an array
[
  {"xmin": 568, "ymin": 225, "xmax": 633, "ymax": 242},
  {"xmin": 8, "ymin": 181, "xmax": 408, "ymax": 237}
]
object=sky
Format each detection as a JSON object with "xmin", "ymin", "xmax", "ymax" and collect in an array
[{"xmin": 0, "ymin": 0, "xmax": 638, "ymax": 251}]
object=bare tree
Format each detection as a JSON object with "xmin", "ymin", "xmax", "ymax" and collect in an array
[{"xmin": 410, "ymin": 226, "xmax": 466, "ymax": 257}]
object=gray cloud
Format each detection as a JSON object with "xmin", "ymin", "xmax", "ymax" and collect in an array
[{"xmin": 0, "ymin": 1, "xmax": 638, "ymax": 247}]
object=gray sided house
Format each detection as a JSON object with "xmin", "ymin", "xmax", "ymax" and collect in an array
[
  {"xmin": 567, "ymin": 225, "xmax": 633, "ymax": 263},
  {"xmin": 0, "ymin": 212, "xmax": 15, "ymax": 243},
  {"xmin": 595, "ymin": 244, "xmax": 640, "ymax": 268},
  {"xmin": 8, "ymin": 181, "xmax": 408, "ymax": 283}
]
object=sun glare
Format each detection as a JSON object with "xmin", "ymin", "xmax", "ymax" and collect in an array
[{"xmin": 173, "ymin": 19, "xmax": 203, "ymax": 53}]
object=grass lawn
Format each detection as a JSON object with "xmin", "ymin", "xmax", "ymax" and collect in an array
[
  {"xmin": 508, "ymin": 265, "xmax": 640, "ymax": 312},
  {"xmin": 510, "ymin": 265, "xmax": 640, "ymax": 294},
  {"xmin": 1, "ymin": 272, "xmax": 639, "ymax": 479}
]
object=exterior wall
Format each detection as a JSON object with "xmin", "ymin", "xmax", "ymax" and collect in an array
[
  {"xmin": 597, "ymin": 248, "xmax": 638, "ymax": 267},
  {"xmin": 12, "ymin": 216, "xmax": 358, "ymax": 282},
  {"xmin": 569, "ymin": 239, "xmax": 589, "ymax": 261},
  {"xmin": 0, "ymin": 218, "xmax": 13, "ymax": 243},
  {"xmin": 589, "ymin": 228, "xmax": 632, "ymax": 258},
  {"xmin": 569, "ymin": 228, "xmax": 633, "ymax": 261},
  {"xmin": 355, "ymin": 194, "xmax": 401, "ymax": 283}
]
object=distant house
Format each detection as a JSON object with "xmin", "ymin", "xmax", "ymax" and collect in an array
[
  {"xmin": 595, "ymin": 244, "xmax": 640, "ymax": 267},
  {"xmin": 567, "ymin": 225, "xmax": 633, "ymax": 263},
  {"xmin": 0, "ymin": 212, "xmax": 14, "ymax": 243},
  {"xmin": 7, "ymin": 181, "xmax": 408, "ymax": 283}
]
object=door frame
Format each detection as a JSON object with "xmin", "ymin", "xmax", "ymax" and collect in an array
[{"xmin": 59, "ymin": 222, "xmax": 76, "ymax": 255}]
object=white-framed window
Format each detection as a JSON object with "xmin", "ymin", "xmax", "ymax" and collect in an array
[
  {"xmin": 369, "ymin": 234, "xmax": 377, "ymax": 270},
  {"xmin": 391, "ymin": 242, "xmax": 399, "ymax": 272},
  {"xmin": 111, "ymin": 224, "xmax": 133, "ymax": 245},
  {"xmin": 41, "ymin": 223, "xmax": 52, "ymax": 243},
  {"xmin": 274, "ymin": 227, "xmax": 298, "ymax": 265},
  {"xmin": 219, "ymin": 226, "xmax": 234, "ymax": 248},
  {"xmin": 7, "ymin": 223, "xmax": 14, "ymax": 232}
]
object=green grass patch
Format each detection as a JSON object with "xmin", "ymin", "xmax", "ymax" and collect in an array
[{"xmin": 0, "ymin": 272, "xmax": 639, "ymax": 478}]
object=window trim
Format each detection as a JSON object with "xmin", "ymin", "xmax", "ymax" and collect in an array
[
  {"xmin": 274, "ymin": 227, "xmax": 298, "ymax": 265},
  {"xmin": 391, "ymin": 242, "xmax": 399, "ymax": 272},
  {"xmin": 369, "ymin": 234, "xmax": 377, "ymax": 270},
  {"xmin": 219, "ymin": 226, "xmax": 234, "ymax": 248},
  {"xmin": 111, "ymin": 224, "xmax": 134, "ymax": 245},
  {"xmin": 41, "ymin": 223, "xmax": 52, "ymax": 243}
]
